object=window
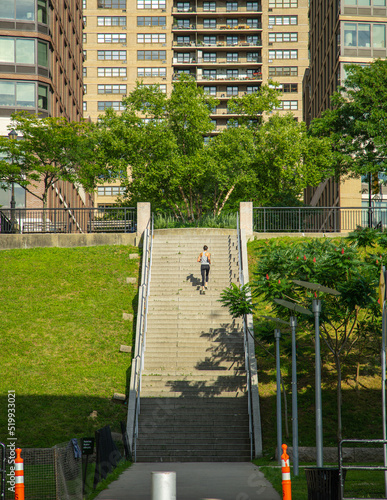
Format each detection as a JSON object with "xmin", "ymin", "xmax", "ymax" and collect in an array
[
  {"xmin": 227, "ymin": 69, "xmax": 238, "ymax": 78},
  {"xmin": 0, "ymin": 81, "xmax": 35, "ymax": 107},
  {"xmin": 98, "ymin": 50, "xmax": 127, "ymax": 60},
  {"xmin": 97, "ymin": 17, "xmax": 127, "ymax": 26},
  {"xmin": 282, "ymin": 83, "xmax": 298, "ymax": 92},
  {"xmin": 227, "ymin": 86, "xmax": 238, "ymax": 96},
  {"xmin": 269, "ymin": 16, "xmax": 298, "ymax": 25},
  {"xmin": 83, "ymin": 67, "xmax": 87, "ymax": 77},
  {"xmin": 83, "ymin": 34, "xmax": 87, "ymax": 44},
  {"xmin": 140, "ymin": 83, "xmax": 167, "ymax": 92},
  {"xmin": 227, "ymin": 52, "xmax": 239, "ymax": 62},
  {"xmin": 98, "ymin": 34, "xmax": 127, "ymax": 43},
  {"xmin": 137, "ymin": 50, "xmax": 166, "ymax": 59},
  {"xmin": 83, "ymin": 0, "xmax": 87, "ymax": 8},
  {"xmin": 203, "ymin": 1, "xmax": 216, "ymax": 10},
  {"xmin": 247, "ymin": 52, "xmax": 259, "ymax": 61},
  {"xmin": 246, "ymin": 1, "xmax": 260, "ymax": 9},
  {"xmin": 38, "ymin": 84, "xmax": 48, "ymax": 110},
  {"xmin": 137, "ymin": 16, "xmax": 166, "ymax": 25},
  {"xmin": 177, "ymin": 52, "xmax": 190, "ymax": 62},
  {"xmin": 137, "ymin": 0, "xmax": 166, "ymax": 7},
  {"xmin": 226, "ymin": 19, "xmax": 238, "ymax": 27},
  {"xmin": 227, "ymin": 119, "xmax": 238, "ymax": 128},
  {"xmin": 269, "ymin": 66, "xmax": 298, "ymax": 76},
  {"xmin": 98, "ymin": 0, "xmax": 126, "ymax": 7},
  {"xmin": 226, "ymin": 2, "xmax": 238, "ymax": 10},
  {"xmin": 176, "ymin": 19, "xmax": 190, "ymax": 27},
  {"xmin": 203, "ymin": 19, "xmax": 217, "ymax": 28},
  {"xmin": 344, "ymin": 0, "xmax": 385, "ymax": 5},
  {"xmin": 137, "ymin": 67, "xmax": 166, "ymax": 77},
  {"xmin": 0, "ymin": 38, "xmax": 37, "ymax": 65},
  {"xmin": 269, "ymin": 32, "xmax": 298, "ymax": 42},
  {"xmin": 177, "ymin": 1, "xmax": 191, "ymax": 10},
  {"xmin": 246, "ymin": 86, "xmax": 259, "ymax": 93},
  {"xmin": 97, "ymin": 186, "xmax": 124, "ymax": 196},
  {"xmin": 83, "ymin": 102, "xmax": 87, "ymax": 112},
  {"xmin": 98, "ymin": 67, "xmax": 127, "ymax": 77},
  {"xmin": 203, "ymin": 35, "xmax": 217, "ymax": 44},
  {"xmin": 203, "ymin": 69, "xmax": 217, "ymax": 78},
  {"xmin": 226, "ymin": 36, "xmax": 238, "ymax": 45},
  {"xmin": 98, "ymin": 84, "xmax": 127, "ymax": 94},
  {"xmin": 203, "ymin": 86, "xmax": 217, "ymax": 95},
  {"xmin": 137, "ymin": 33, "xmax": 166, "ymax": 43},
  {"xmin": 247, "ymin": 68, "xmax": 261, "ymax": 78},
  {"xmin": 277, "ymin": 100, "xmax": 298, "ymax": 109},
  {"xmin": 269, "ymin": 49, "xmax": 298, "ymax": 59},
  {"xmin": 83, "ymin": 84, "xmax": 87, "ymax": 94},
  {"xmin": 203, "ymin": 52, "xmax": 217, "ymax": 61},
  {"xmin": 269, "ymin": 0, "xmax": 297, "ymax": 6},
  {"xmin": 98, "ymin": 101, "xmax": 125, "ymax": 111},
  {"xmin": 177, "ymin": 36, "xmax": 191, "ymax": 44},
  {"xmin": 246, "ymin": 18, "xmax": 260, "ymax": 28},
  {"xmin": 247, "ymin": 35, "xmax": 260, "ymax": 45},
  {"xmin": 38, "ymin": 0, "xmax": 48, "ymax": 24},
  {"xmin": 343, "ymin": 22, "xmax": 386, "ymax": 48}
]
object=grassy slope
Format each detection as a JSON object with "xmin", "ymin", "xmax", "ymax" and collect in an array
[{"xmin": 0, "ymin": 245, "xmax": 139, "ymax": 447}]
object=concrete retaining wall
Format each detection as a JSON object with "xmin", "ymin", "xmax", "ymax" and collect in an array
[{"xmin": 0, "ymin": 232, "xmax": 137, "ymax": 250}]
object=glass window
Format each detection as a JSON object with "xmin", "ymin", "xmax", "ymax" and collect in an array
[
  {"xmin": 38, "ymin": 84, "xmax": 48, "ymax": 109},
  {"xmin": 227, "ymin": 69, "xmax": 238, "ymax": 77},
  {"xmin": 203, "ymin": 19, "xmax": 217, "ymax": 28},
  {"xmin": 204, "ymin": 86, "xmax": 217, "ymax": 95},
  {"xmin": 16, "ymin": 39, "xmax": 35, "ymax": 64},
  {"xmin": 203, "ymin": 36, "xmax": 217, "ymax": 44},
  {"xmin": 203, "ymin": 52, "xmax": 217, "ymax": 61},
  {"xmin": 358, "ymin": 23, "xmax": 371, "ymax": 47},
  {"xmin": 16, "ymin": 82, "xmax": 35, "ymax": 107},
  {"xmin": 203, "ymin": 1, "xmax": 216, "ymax": 10},
  {"xmin": 0, "ymin": 3, "xmax": 13, "ymax": 19},
  {"xmin": 373, "ymin": 24, "xmax": 386, "ymax": 48},
  {"xmin": 246, "ymin": 1, "xmax": 259, "ymax": 9},
  {"xmin": 98, "ymin": 50, "xmax": 127, "ymax": 60},
  {"xmin": 227, "ymin": 86, "xmax": 238, "ymax": 96},
  {"xmin": 16, "ymin": 0, "xmax": 35, "ymax": 20},
  {"xmin": 226, "ymin": 2, "xmax": 238, "ymax": 10},
  {"xmin": 344, "ymin": 23, "xmax": 357, "ymax": 46},
  {"xmin": 0, "ymin": 81, "xmax": 14, "ymax": 106},
  {"xmin": 98, "ymin": 0, "xmax": 126, "ymax": 7},
  {"xmin": 226, "ymin": 36, "xmax": 238, "ymax": 45},
  {"xmin": 38, "ymin": 0, "xmax": 48, "ymax": 24},
  {"xmin": 0, "ymin": 38, "xmax": 15, "ymax": 63},
  {"xmin": 227, "ymin": 52, "xmax": 238, "ymax": 61},
  {"xmin": 38, "ymin": 41, "xmax": 48, "ymax": 67}
]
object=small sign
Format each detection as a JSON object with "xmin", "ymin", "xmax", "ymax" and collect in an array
[{"xmin": 81, "ymin": 437, "xmax": 94, "ymax": 455}]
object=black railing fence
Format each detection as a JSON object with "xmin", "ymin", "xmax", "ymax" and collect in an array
[
  {"xmin": 0, "ymin": 207, "xmax": 136, "ymax": 234},
  {"xmin": 253, "ymin": 206, "xmax": 386, "ymax": 233}
]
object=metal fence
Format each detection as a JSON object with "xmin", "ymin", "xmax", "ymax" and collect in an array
[
  {"xmin": 253, "ymin": 206, "xmax": 387, "ymax": 233},
  {"xmin": 4, "ymin": 442, "xmax": 82, "ymax": 500},
  {"xmin": 0, "ymin": 207, "xmax": 136, "ymax": 234}
]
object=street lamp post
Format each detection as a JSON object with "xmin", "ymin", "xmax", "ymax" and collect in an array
[
  {"xmin": 8, "ymin": 129, "xmax": 17, "ymax": 233},
  {"xmin": 274, "ymin": 328, "xmax": 282, "ymax": 465}
]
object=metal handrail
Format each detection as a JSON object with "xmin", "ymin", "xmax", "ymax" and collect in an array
[
  {"xmin": 132, "ymin": 216, "xmax": 153, "ymax": 462},
  {"xmin": 237, "ymin": 213, "xmax": 254, "ymax": 459},
  {"xmin": 339, "ymin": 438, "xmax": 387, "ymax": 500}
]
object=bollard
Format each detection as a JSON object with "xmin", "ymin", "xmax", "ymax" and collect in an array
[
  {"xmin": 281, "ymin": 444, "xmax": 291, "ymax": 500},
  {"xmin": 15, "ymin": 448, "xmax": 24, "ymax": 500},
  {"xmin": 151, "ymin": 471, "xmax": 176, "ymax": 500}
]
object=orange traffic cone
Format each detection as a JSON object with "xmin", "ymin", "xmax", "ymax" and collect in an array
[
  {"xmin": 15, "ymin": 448, "xmax": 24, "ymax": 500},
  {"xmin": 281, "ymin": 444, "xmax": 291, "ymax": 500}
]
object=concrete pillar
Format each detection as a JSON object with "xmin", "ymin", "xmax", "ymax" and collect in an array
[
  {"xmin": 240, "ymin": 201, "xmax": 253, "ymax": 236},
  {"xmin": 137, "ymin": 202, "xmax": 151, "ymax": 238}
]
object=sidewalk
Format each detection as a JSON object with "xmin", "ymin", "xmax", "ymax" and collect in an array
[{"xmin": 94, "ymin": 462, "xmax": 281, "ymax": 500}]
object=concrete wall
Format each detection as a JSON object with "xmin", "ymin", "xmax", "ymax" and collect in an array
[{"xmin": 0, "ymin": 233, "xmax": 137, "ymax": 251}]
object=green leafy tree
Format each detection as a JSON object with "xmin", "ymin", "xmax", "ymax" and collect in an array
[
  {"xmin": 221, "ymin": 238, "xmax": 379, "ymax": 441},
  {"xmin": 0, "ymin": 112, "xmax": 99, "ymax": 208},
  {"xmin": 309, "ymin": 59, "xmax": 387, "ymax": 180}
]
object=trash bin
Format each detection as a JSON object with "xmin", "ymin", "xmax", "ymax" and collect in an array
[{"xmin": 305, "ymin": 467, "xmax": 343, "ymax": 500}]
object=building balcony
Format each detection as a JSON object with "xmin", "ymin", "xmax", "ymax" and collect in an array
[
  {"xmin": 172, "ymin": 40, "xmax": 262, "ymax": 48},
  {"xmin": 172, "ymin": 6, "xmax": 262, "ymax": 14},
  {"xmin": 173, "ymin": 57, "xmax": 262, "ymax": 65},
  {"xmin": 197, "ymin": 74, "xmax": 262, "ymax": 82}
]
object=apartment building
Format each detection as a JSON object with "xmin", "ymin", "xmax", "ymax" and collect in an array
[
  {"xmin": 83, "ymin": 0, "xmax": 309, "ymax": 206},
  {"xmin": 304, "ymin": 0, "xmax": 387, "ymax": 207},
  {"xmin": 0, "ymin": 0, "xmax": 91, "ymax": 210}
]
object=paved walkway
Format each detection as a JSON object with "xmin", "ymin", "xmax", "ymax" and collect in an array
[{"xmin": 94, "ymin": 462, "xmax": 281, "ymax": 500}]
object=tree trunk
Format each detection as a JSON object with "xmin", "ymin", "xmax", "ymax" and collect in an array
[
  {"xmin": 335, "ymin": 353, "xmax": 343, "ymax": 442},
  {"xmin": 217, "ymin": 185, "xmax": 235, "ymax": 216}
]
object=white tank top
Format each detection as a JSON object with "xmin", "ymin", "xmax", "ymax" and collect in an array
[{"xmin": 201, "ymin": 252, "xmax": 209, "ymax": 264}]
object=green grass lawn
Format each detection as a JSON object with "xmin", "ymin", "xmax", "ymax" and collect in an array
[{"xmin": 0, "ymin": 245, "xmax": 140, "ymax": 447}]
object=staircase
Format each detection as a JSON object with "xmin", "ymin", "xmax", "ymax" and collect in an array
[{"xmin": 135, "ymin": 228, "xmax": 251, "ymax": 462}]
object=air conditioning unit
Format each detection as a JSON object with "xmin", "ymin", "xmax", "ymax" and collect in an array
[
  {"xmin": 268, "ymin": 59, "xmax": 273, "ymax": 62},
  {"xmin": 268, "ymin": 42, "xmax": 273, "ymax": 45},
  {"xmin": 122, "ymin": 77, "xmax": 127, "ymax": 80},
  {"xmin": 162, "ymin": 8, "xmax": 166, "ymax": 11},
  {"xmin": 268, "ymin": 25, "xmax": 273, "ymax": 29},
  {"xmin": 162, "ymin": 26, "xmax": 166, "ymax": 29},
  {"xmin": 122, "ymin": 43, "xmax": 127, "ymax": 46},
  {"xmin": 122, "ymin": 60, "xmax": 127, "ymax": 63},
  {"xmin": 162, "ymin": 43, "xmax": 166, "ymax": 46},
  {"xmin": 162, "ymin": 60, "xmax": 166, "ymax": 63},
  {"xmin": 122, "ymin": 9, "xmax": 126, "ymax": 12},
  {"xmin": 268, "ymin": 8, "xmax": 273, "ymax": 11}
]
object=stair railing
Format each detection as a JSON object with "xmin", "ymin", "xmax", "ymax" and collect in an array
[
  {"xmin": 126, "ymin": 215, "xmax": 154, "ymax": 461},
  {"xmin": 237, "ymin": 213, "xmax": 254, "ymax": 460}
]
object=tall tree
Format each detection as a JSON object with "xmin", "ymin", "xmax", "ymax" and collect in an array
[
  {"xmin": 308, "ymin": 59, "xmax": 387, "ymax": 180},
  {"xmin": 0, "ymin": 112, "xmax": 99, "ymax": 208}
]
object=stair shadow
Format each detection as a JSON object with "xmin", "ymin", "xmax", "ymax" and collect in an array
[{"xmin": 165, "ymin": 321, "xmax": 247, "ymax": 398}]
